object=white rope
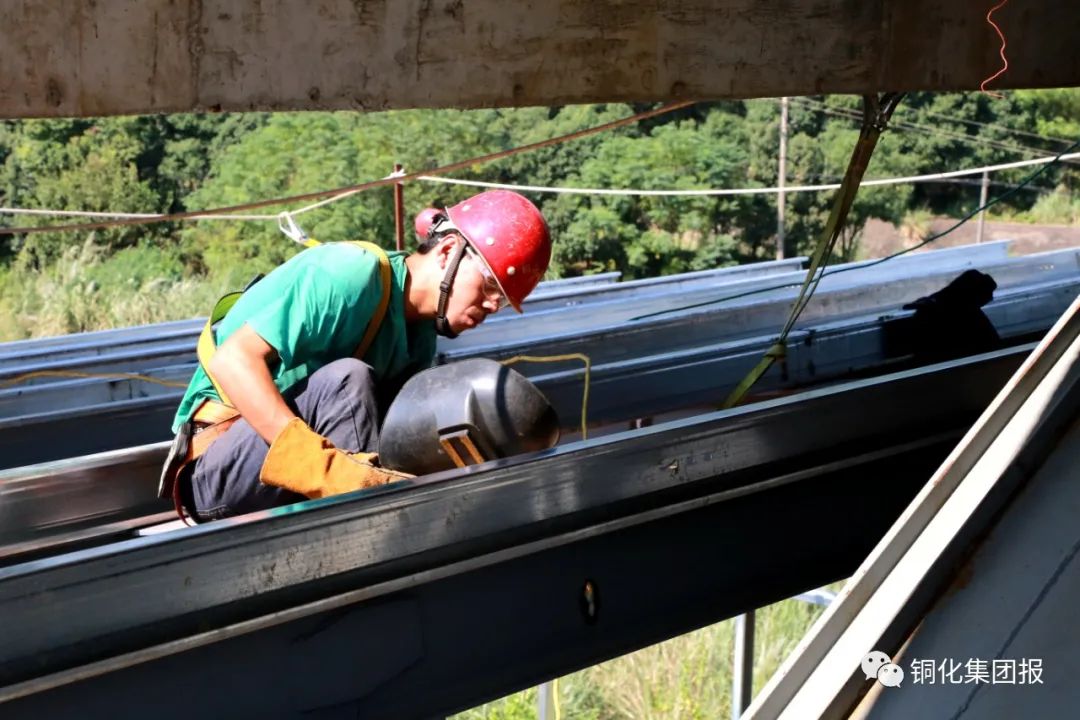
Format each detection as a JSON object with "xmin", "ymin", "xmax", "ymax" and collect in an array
[
  {"xmin": 1, "ymin": 153, "xmax": 1076, "ymax": 223},
  {"xmin": 417, "ymin": 151, "xmax": 1080, "ymax": 196}
]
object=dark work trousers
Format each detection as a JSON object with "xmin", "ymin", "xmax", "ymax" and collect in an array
[{"xmin": 183, "ymin": 358, "xmax": 382, "ymax": 521}]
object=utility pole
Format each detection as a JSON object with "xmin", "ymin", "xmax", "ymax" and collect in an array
[
  {"xmin": 776, "ymin": 97, "xmax": 789, "ymax": 260},
  {"xmin": 393, "ymin": 163, "xmax": 405, "ymax": 251},
  {"xmin": 976, "ymin": 170, "xmax": 990, "ymax": 244}
]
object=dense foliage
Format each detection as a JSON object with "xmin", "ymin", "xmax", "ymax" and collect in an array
[{"xmin": 0, "ymin": 91, "xmax": 1076, "ymax": 338}]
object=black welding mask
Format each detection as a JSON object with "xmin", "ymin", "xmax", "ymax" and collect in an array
[{"xmin": 378, "ymin": 358, "xmax": 560, "ymax": 475}]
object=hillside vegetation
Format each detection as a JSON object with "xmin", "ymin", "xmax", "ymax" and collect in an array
[{"xmin": 1, "ymin": 91, "xmax": 1078, "ymax": 340}]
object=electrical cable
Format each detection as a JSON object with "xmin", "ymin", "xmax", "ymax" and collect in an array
[
  {"xmin": 981, "ymin": 0, "xmax": 1012, "ymax": 97},
  {"xmin": 3, "ymin": 127, "xmax": 1075, "ymax": 219},
  {"xmin": 0, "ymin": 370, "xmax": 188, "ymax": 389},
  {"xmin": 631, "ymin": 136, "xmax": 1080, "ymax": 323},
  {"xmin": 756, "ymin": 96, "xmax": 1073, "ymax": 149},
  {"xmin": 416, "ymin": 152, "xmax": 1080, "ymax": 197},
  {"xmin": 500, "ymin": 353, "xmax": 591, "ymax": 440},
  {"xmin": 913, "ymin": 106, "xmax": 1071, "ymax": 149},
  {"xmin": 797, "ymin": 97, "xmax": 1071, "ymax": 162},
  {"xmin": 0, "ymin": 101, "xmax": 695, "ymax": 237}
]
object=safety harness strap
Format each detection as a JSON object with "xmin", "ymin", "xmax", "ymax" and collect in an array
[
  {"xmin": 167, "ymin": 240, "xmax": 394, "ymax": 522},
  {"xmin": 196, "ymin": 240, "xmax": 393, "ymax": 407}
]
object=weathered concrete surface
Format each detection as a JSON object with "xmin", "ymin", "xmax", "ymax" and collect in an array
[{"xmin": 1, "ymin": 0, "xmax": 1077, "ymax": 119}]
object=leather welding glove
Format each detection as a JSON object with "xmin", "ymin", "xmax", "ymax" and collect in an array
[{"xmin": 259, "ymin": 418, "xmax": 414, "ymax": 499}]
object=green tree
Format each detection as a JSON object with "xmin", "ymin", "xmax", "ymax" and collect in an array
[{"xmin": 3, "ymin": 119, "xmax": 160, "ymax": 268}]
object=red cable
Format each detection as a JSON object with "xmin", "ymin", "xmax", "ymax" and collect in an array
[{"xmin": 980, "ymin": 0, "xmax": 1011, "ymax": 98}]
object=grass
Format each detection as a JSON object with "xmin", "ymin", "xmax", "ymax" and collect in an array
[
  {"xmin": 452, "ymin": 593, "xmax": 833, "ymax": 720},
  {"xmin": 0, "ymin": 238, "xmax": 243, "ymax": 342}
]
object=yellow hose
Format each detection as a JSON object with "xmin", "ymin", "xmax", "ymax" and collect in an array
[{"xmin": 500, "ymin": 353, "xmax": 591, "ymax": 440}]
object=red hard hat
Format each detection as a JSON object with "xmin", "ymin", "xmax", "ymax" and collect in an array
[
  {"xmin": 445, "ymin": 190, "xmax": 552, "ymax": 312},
  {"xmin": 414, "ymin": 207, "xmax": 441, "ymax": 240}
]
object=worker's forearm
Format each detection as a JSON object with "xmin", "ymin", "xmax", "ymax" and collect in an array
[{"xmin": 208, "ymin": 344, "xmax": 296, "ymax": 444}]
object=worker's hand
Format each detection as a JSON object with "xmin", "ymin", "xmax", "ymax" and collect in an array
[
  {"xmin": 259, "ymin": 419, "xmax": 413, "ymax": 499},
  {"xmin": 349, "ymin": 451, "xmax": 415, "ymax": 481}
]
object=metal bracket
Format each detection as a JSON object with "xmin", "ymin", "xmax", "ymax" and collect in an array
[{"xmin": 439, "ymin": 428, "xmax": 489, "ymax": 468}]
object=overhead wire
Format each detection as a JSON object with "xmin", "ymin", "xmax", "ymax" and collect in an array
[
  {"xmin": 756, "ymin": 95, "xmax": 1073, "ymax": 150},
  {"xmin": 630, "ymin": 136, "xmax": 1080, "ymax": 323},
  {"xmin": 3, "ymin": 103, "xmax": 1075, "ymax": 221},
  {"xmin": 3, "ymin": 151, "xmax": 1074, "ymax": 228},
  {"xmin": 914, "ymin": 105, "xmax": 1072, "ymax": 149},
  {"xmin": 796, "ymin": 97, "xmax": 1070, "ymax": 160},
  {"xmin": 0, "ymin": 100, "xmax": 696, "ymax": 236},
  {"xmin": 415, "ymin": 152, "xmax": 1080, "ymax": 197}
]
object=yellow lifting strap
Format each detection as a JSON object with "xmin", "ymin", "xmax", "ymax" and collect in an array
[
  {"xmin": 721, "ymin": 93, "xmax": 904, "ymax": 410},
  {"xmin": 197, "ymin": 240, "xmax": 393, "ymax": 408}
]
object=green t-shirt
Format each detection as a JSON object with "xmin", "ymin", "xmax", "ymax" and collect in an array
[{"xmin": 171, "ymin": 243, "xmax": 437, "ymax": 432}]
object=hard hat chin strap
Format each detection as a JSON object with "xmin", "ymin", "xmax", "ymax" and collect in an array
[{"xmin": 435, "ymin": 241, "xmax": 468, "ymax": 339}]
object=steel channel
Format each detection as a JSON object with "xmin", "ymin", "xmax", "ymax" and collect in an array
[
  {"xmin": 0, "ymin": 434, "xmax": 956, "ymax": 719},
  {"xmin": 1, "ymin": 313, "xmax": 1046, "ymax": 559},
  {"xmin": 445, "ymin": 272, "xmax": 1080, "ymax": 368},
  {"xmin": 0, "ymin": 318, "xmax": 1041, "ymax": 556},
  {"xmin": 442, "ymin": 245, "xmax": 1063, "ymax": 357},
  {"xmin": 534, "ymin": 279, "xmax": 1076, "ymax": 422},
  {"xmin": 0, "ymin": 443, "xmax": 173, "ymax": 549},
  {"xmin": 0, "ymin": 278, "xmax": 1071, "ymax": 470},
  {"xmin": 0, "ymin": 261, "xmax": 794, "ymax": 375},
  {"xmin": 0, "ymin": 347, "xmax": 1026, "ymax": 689},
  {"xmin": 0, "ymin": 274, "xmax": 621, "ymax": 379},
  {"xmin": 0, "ymin": 244, "xmax": 1026, "ymax": 384},
  {"xmin": 0, "ymin": 243, "xmax": 1002, "ymax": 373},
  {"xmin": 0, "ymin": 272, "xmax": 787, "ymax": 387},
  {"xmin": 517, "ymin": 258, "xmax": 804, "ymax": 307},
  {"xmin": 2, "ymin": 261, "xmax": 1071, "ymax": 421}
]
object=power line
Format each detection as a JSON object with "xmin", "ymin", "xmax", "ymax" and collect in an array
[
  {"xmin": 2, "ymin": 104, "xmax": 1075, "ymax": 228},
  {"xmin": 760, "ymin": 95, "xmax": 1074, "ymax": 149},
  {"xmin": 807, "ymin": 101, "xmax": 1047, "ymax": 158},
  {"xmin": 2, "ymin": 152, "xmax": 1075, "ymax": 226},
  {"xmin": 417, "ymin": 152, "xmax": 1080, "ymax": 196},
  {"xmin": 630, "ymin": 138, "xmax": 1080, "ymax": 322},
  {"xmin": 0, "ymin": 100, "xmax": 696, "ymax": 237},
  {"xmin": 914, "ymin": 103, "xmax": 1074, "ymax": 148},
  {"xmin": 795, "ymin": 97, "xmax": 1077, "ymax": 162}
]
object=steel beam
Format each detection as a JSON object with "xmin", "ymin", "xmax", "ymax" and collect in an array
[
  {"xmin": 0, "ymin": 260, "xmax": 797, "ymax": 375},
  {"xmin": 745, "ymin": 293, "xmax": 1080, "ymax": 720},
  {"xmin": 2, "ymin": 1, "xmax": 1076, "ymax": 118},
  {"xmin": 1, "ymin": 275, "xmax": 1073, "ymax": 469},
  {"xmin": 1, "ymin": 337, "xmax": 1043, "ymax": 557},
  {"xmin": 0, "ymin": 243, "xmax": 1015, "ymax": 384},
  {"xmin": 4, "ymin": 274, "xmax": 1064, "ymax": 547},
  {"xmin": 0, "ymin": 271, "xmax": 622, "ymax": 374},
  {"xmin": 0, "ymin": 347, "xmax": 1027, "ymax": 718},
  {"xmin": 443, "ymin": 249, "xmax": 1080, "ymax": 363},
  {"xmin": 0, "ymin": 243, "xmax": 1055, "ymax": 415}
]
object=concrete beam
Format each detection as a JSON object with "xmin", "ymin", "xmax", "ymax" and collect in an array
[{"xmin": 1, "ymin": 0, "xmax": 1077, "ymax": 119}]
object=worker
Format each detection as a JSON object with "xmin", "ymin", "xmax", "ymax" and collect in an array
[{"xmin": 159, "ymin": 190, "xmax": 552, "ymax": 522}]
